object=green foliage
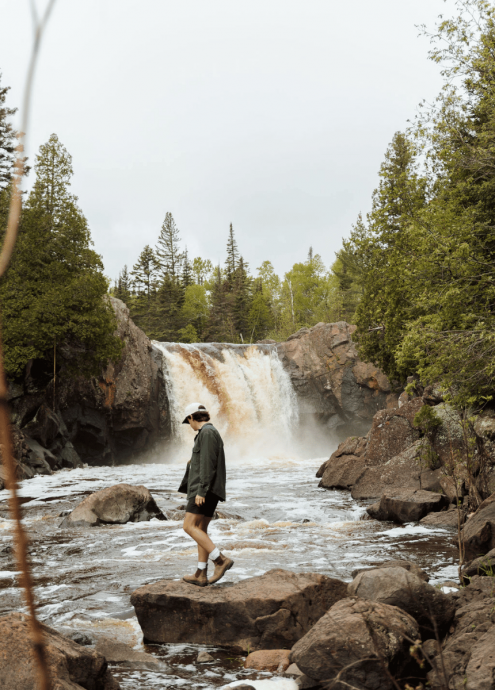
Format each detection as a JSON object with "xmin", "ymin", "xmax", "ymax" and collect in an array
[
  {"xmin": 0, "ymin": 134, "xmax": 122, "ymax": 378},
  {"xmin": 413, "ymin": 404, "xmax": 442, "ymax": 435},
  {"xmin": 0, "ymin": 71, "xmax": 16, "ymax": 189}
]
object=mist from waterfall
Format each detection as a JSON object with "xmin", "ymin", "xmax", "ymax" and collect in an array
[{"xmin": 153, "ymin": 342, "xmax": 300, "ymax": 461}]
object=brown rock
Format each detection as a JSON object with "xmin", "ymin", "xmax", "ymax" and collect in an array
[
  {"xmin": 276, "ymin": 322, "xmax": 397, "ymax": 432},
  {"xmin": 363, "ymin": 397, "xmax": 423, "ymax": 467},
  {"xmin": 290, "ymin": 597, "xmax": 420, "ymax": 688},
  {"xmin": 351, "ymin": 560, "xmax": 429, "ymax": 582},
  {"xmin": 461, "ymin": 547, "xmax": 495, "ymax": 582},
  {"xmin": 244, "ymin": 649, "xmax": 291, "ymax": 672},
  {"xmin": 420, "ymin": 506, "xmax": 461, "ymax": 529},
  {"xmin": 130, "ymin": 568, "xmax": 348, "ymax": 652},
  {"xmin": 95, "ymin": 637, "xmax": 166, "ymax": 670},
  {"xmin": 461, "ymin": 492, "xmax": 495, "ymax": 560},
  {"xmin": 371, "ymin": 489, "xmax": 449, "ymax": 523},
  {"xmin": 318, "ymin": 454, "xmax": 367, "ymax": 490},
  {"xmin": 0, "ymin": 612, "xmax": 119, "ymax": 690},
  {"xmin": 60, "ymin": 483, "xmax": 166, "ymax": 528},
  {"xmin": 464, "ymin": 624, "xmax": 495, "ymax": 689},
  {"xmin": 348, "ymin": 566, "xmax": 455, "ymax": 637},
  {"xmin": 351, "ymin": 440, "xmax": 423, "ymax": 499},
  {"xmin": 420, "ymin": 468, "xmax": 444, "ymax": 492}
]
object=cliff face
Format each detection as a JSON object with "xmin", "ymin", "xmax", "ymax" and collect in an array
[
  {"xmin": 277, "ymin": 322, "xmax": 398, "ymax": 435},
  {"xmin": 1, "ymin": 298, "xmax": 169, "ymax": 489}
]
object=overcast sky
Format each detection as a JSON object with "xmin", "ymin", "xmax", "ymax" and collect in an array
[{"xmin": 0, "ymin": 0, "xmax": 447, "ymax": 282}]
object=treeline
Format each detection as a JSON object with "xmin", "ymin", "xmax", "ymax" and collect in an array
[
  {"xmin": 114, "ymin": 223, "xmax": 350, "ymax": 344},
  {"xmin": 0, "ymin": 75, "xmax": 121, "ymax": 379},
  {"xmin": 331, "ymin": 0, "xmax": 495, "ymax": 406}
]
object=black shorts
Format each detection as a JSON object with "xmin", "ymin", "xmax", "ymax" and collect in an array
[{"xmin": 186, "ymin": 492, "xmax": 220, "ymax": 518}]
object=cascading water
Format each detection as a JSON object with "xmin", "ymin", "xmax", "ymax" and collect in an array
[{"xmin": 153, "ymin": 342, "xmax": 299, "ymax": 458}]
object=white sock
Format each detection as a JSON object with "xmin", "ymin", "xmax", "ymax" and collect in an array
[
  {"xmin": 209, "ymin": 546, "xmax": 220, "ymax": 561},
  {"xmin": 197, "ymin": 562, "xmax": 207, "ymax": 570}
]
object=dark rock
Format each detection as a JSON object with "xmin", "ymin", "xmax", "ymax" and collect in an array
[
  {"xmin": 428, "ymin": 576, "xmax": 495, "ymax": 690},
  {"xmin": 318, "ymin": 454, "xmax": 367, "ymax": 490},
  {"xmin": 461, "ymin": 492, "xmax": 495, "ymax": 560},
  {"xmin": 67, "ymin": 630, "xmax": 96, "ymax": 646},
  {"xmin": 60, "ymin": 483, "xmax": 166, "ymax": 528},
  {"xmin": 0, "ymin": 611, "xmax": 120, "ymax": 689},
  {"xmin": 276, "ymin": 322, "xmax": 398, "ymax": 435},
  {"xmin": 369, "ymin": 489, "xmax": 449, "ymax": 523},
  {"xmin": 95, "ymin": 637, "xmax": 167, "ymax": 670},
  {"xmin": 351, "ymin": 440, "xmax": 423, "ymax": 499},
  {"xmin": 420, "ymin": 505, "xmax": 461, "ymax": 529},
  {"xmin": 351, "ymin": 559, "xmax": 429, "ymax": 582},
  {"xmin": 290, "ymin": 597, "xmax": 420, "ymax": 689},
  {"xmin": 420, "ymin": 468, "xmax": 444, "ymax": 492},
  {"xmin": 131, "ymin": 568, "xmax": 348, "ymax": 652},
  {"xmin": 348, "ymin": 566, "xmax": 455, "ymax": 637},
  {"xmin": 223, "ymin": 686, "xmax": 256, "ymax": 690},
  {"xmin": 363, "ymin": 397, "xmax": 423, "ymax": 468},
  {"xmin": 461, "ymin": 547, "xmax": 495, "ymax": 582}
]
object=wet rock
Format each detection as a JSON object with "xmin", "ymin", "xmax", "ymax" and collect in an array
[
  {"xmin": 461, "ymin": 547, "xmax": 495, "ymax": 582},
  {"xmin": 351, "ymin": 440, "xmax": 423, "ymax": 500},
  {"xmin": 420, "ymin": 505, "xmax": 461, "ymax": 529},
  {"xmin": 276, "ymin": 322, "xmax": 398, "ymax": 434},
  {"xmin": 316, "ymin": 436, "xmax": 367, "ymax": 478},
  {"xmin": 428, "ymin": 576, "xmax": 495, "ymax": 690},
  {"xmin": 348, "ymin": 566, "xmax": 455, "ymax": 637},
  {"xmin": 131, "ymin": 568, "xmax": 348, "ymax": 652},
  {"xmin": 290, "ymin": 597, "xmax": 420, "ymax": 689},
  {"xmin": 196, "ymin": 651, "xmax": 214, "ymax": 663},
  {"xmin": 244, "ymin": 649, "xmax": 291, "ymax": 672},
  {"xmin": 368, "ymin": 489, "xmax": 449, "ymax": 523},
  {"xmin": 0, "ymin": 611, "xmax": 120, "ymax": 689},
  {"xmin": 66, "ymin": 630, "xmax": 96, "ymax": 646},
  {"xmin": 461, "ymin": 491, "xmax": 495, "ymax": 560},
  {"xmin": 60, "ymin": 483, "xmax": 166, "ymax": 528},
  {"xmin": 351, "ymin": 559, "xmax": 429, "ymax": 582},
  {"xmin": 318, "ymin": 454, "xmax": 367, "ymax": 490},
  {"xmin": 96, "ymin": 637, "xmax": 167, "ymax": 670}
]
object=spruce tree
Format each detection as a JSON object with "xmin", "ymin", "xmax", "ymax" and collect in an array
[
  {"xmin": 0, "ymin": 134, "xmax": 122, "ymax": 379},
  {"xmin": 130, "ymin": 245, "xmax": 158, "ymax": 334},
  {"xmin": 115, "ymin": 265, "xmax": 131, "ymax": 304},
  {"xmin": 205, "ymin": 265, "xmax": 235, "ymax": 342},
  {"xmin": 0, "ymin": 71, "xmax": 16, "ymax": 189},
  {"xmin": 225, "ymin": 223, "xmax": 239, "ymax": 279},
  {"xmin": 232, "ymin": 256, "xmax": 251, "ymax": 341},
  {"xmin": 182, "ymin": 248, "xmax": 193, "ymax": 288},
  {"xmin": 156, "ymin": 212, "xmax": 183, "ymax": 280}
]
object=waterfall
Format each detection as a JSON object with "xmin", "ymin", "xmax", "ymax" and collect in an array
[{"xmin": 153, "ymin": 342, "xmax": 299, "ymax": 458}]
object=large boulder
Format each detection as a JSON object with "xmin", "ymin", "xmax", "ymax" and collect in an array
[
  {"xmin": 290, "ymin": 597, "xmax": 420, "ymax": 690},
  {"xmin": 427, "ymin": 576, "xmax": 495, "ymax": 690},
  {"xmin": 367, "ymin": 489, "xmax": 449, "ymax": 523},
  {"xmin": 351, "ymin": 441, "xmax": 423, "ymax": 500},
  {"xmin": 351, "ymin": 559, "xmax": 429, "ymax": 582},
  {"xmin": 316, "ymin": 436, "xmax": 367, "ymax": 478},
  {"xmin": 0, "ymin": 612, "xmax": 119, "ymax": 690},
  {"xmin": 362, "ymin": 397, "xmax": 423, "ymax": 467},
  {"xmin": 60, "ymin": 483, "xmax": 166, "ymax": 528},
  {"xmin": 348, "ymin": 566, "xmax": 455, "ymax": 637},
  {"xmin": 461, "ymin": 492, "xmax": 495, "ymax": 561},
  {"xmin": 130, "ymin": 569, "xmax": 348, "ymax": 652},
  {"xmin": 276, "ymin": 322, "xmax": 398, "ymax": 435},
  {"xmin": 461, "ymin": 547, "xmax": 495, "ymax": 582}
]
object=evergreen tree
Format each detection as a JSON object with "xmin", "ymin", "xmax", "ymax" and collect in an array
[
  {"xmin": 205, "ymin": 265, "xmax": 235, "ymax": 342},
  {"xmin": 115, "ymin": 265, "xmax": 131, "ymax": 304},
  {"xmin": 0, "ymin": 71, "xmax": 16, "ymax": 189},
  {"xmin": 0, "ymin": 134, "xmax": 122, "ymax": 378},
  {"xmin": 156, "ymin": 212, "xmax": 183, "ymax": 280},
  {"xmin": 153, "ymin": 274, "xmax": 185, "ymax": 341},
  {"xmin": 130, "ymin": 245, "xmax": 158, "ymax": 334},
  {"xmin": 225, "ymin": 223, "xmax": 239, "ymax": 279},
  {"xmin": 233, "ymin": 256, "xmax": 251, "ymax": 341},
  {"xmin": 182, "ymin": 248, "xmax": 193, "ymax": 288},
  {"xmin": 248, "ymin": 280, "xmax": 274, "ymax": 342}
]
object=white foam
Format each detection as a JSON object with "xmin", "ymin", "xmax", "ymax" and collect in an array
[{"xmin": 221, "ymin": 680, "xmax": 298, "ymax": 690}]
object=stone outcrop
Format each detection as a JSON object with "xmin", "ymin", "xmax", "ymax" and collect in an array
[
  {"xmin": 1, "ymin": 298, "xmax": 169, "ymax": 489},
  {"xmin": 427, "ymin": 576, "xmax": 495, "ymax": 690},
  {"xmin": 277, "ymin": 322, "xmax": 398, "ymax": 435},
  {"xmin": 60, "ymin": 483, "xmax": 166, "ymax": 528},
  {"xmin": 244, "ymin": 649, "xmax": 291, "ymax": 672},
  {"xmin": 0, "ymin": 612, "xmax": 120, "ymax": 690},
  {"xmin": 130, "ymin": 569, "xmax": 348, "ymax": 652},
  {"xmin": 366, "ymin": 489, "xmax": 449, "ymax": 523},
  {"xmin": 461, "ymin": 492, "xmax": 495, "ymax": 561},
  {"xmin": 290, "ymin": 597, "xmax": 420, "ymax": 690},
  {"xmin": 348, "ymin": 566, "xmax": 455, "ymax": 637},
  {"xmin": 461, "ymin": 547, "xmax": 495, "ymax": 582},
  {"xmin": 351, "ymin": 559, "xmax": 429, "ymax": 582}
]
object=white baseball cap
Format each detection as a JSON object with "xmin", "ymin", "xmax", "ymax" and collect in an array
[{"xmin": 182, "ymin": 402, "xmax": 208, "ymax": 424}]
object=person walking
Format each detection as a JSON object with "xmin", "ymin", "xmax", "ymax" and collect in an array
[{"xmin": 178, "ymin": 402, "xmax": 234, "ymax": 587}]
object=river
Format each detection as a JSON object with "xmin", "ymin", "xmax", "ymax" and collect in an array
[{"xmin": 0, "ymin": 453, "xmax": 458, "ymax": 689}]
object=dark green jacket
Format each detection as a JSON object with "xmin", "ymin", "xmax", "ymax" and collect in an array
[{"xmin": 179, "ymin": 423, "xmax": 226, "ymax": 501}]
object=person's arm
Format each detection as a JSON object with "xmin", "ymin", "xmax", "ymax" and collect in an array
[{"xmin": 197, "ymin": 429, "xmax": 219, "ymax": 498}]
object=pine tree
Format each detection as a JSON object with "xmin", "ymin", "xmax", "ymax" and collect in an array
[
  {"xmin": 205, "ymin": 265, "xmax": 235, "ymax": 342},
  {"xmin": 0, "ymin": 71, "xmax": 16, "ymax": 189},
  {"xmin": 233, "ymin": 256, "xmax": 251, "ymax": 341},
  {"xmin": 0, "ymin": 134, "xmax": 122, "ymax": 378},
  {"xmin": 182, "ymin": 248, "xmax": 193, "ymax": 288},
  {"xmin": 115, "ymin": 265, "xmax": 131, "ymax": 304},
  {"xmin": 225, "ymin": 223, "xmax": 239, "ymax": 279},
  {"xmin": 130, "ymin": 245, "xmax": 158, "ymax": 334},
  {"xmin": 153, "ymin": 274, "xmax": 185, "ymax": 341},
  {"xmin": 156, "ymin": 212, "xmax": 183, "ymax": 280}
]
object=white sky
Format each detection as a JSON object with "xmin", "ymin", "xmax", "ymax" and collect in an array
[{"xmin": 0, "ymin": 0, "xmax": 446, "ymax": 282}]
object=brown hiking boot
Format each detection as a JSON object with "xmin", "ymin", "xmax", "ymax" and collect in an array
[
  {"xmin": 183, "ymin": 567, "xmax": 208, "ymax": 587},
  {"xmin": 209, "ymin": 554, "xmax": 234, "ymax": 584}
]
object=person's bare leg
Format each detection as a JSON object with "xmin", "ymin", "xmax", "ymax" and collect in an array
[{"xmin": 183, "ymin": 512, "xmax": 215, "ymax": 554}]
